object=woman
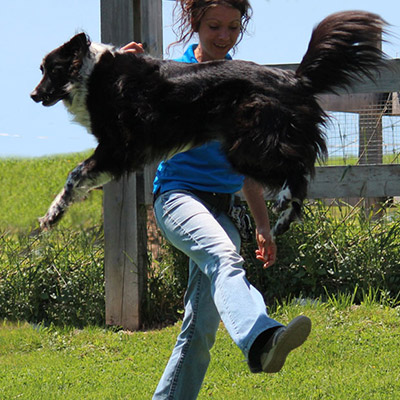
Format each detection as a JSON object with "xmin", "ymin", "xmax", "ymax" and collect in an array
[{"xmin": 124, "ymin": 1, "xmax": 311, "ymax": 398}]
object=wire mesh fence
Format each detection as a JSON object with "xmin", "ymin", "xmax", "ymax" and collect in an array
[{"xmin": 323, "ymin": 92, "xmax": 400, "ymax": 166}]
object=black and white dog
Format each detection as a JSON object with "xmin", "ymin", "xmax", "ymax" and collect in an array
[{"xmin": 31, "ymin": 11, "xmax": 386, "ymax": 238}]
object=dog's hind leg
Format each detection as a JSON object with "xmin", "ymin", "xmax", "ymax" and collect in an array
[
  {"xmin": 270, "ymin": 175, "xmax": 307, "ymax": 238},
  {"xmin": 271, "ymin": 199, "xmax": 302, "ymax": 240},
  {"xmin": 273, "ymin": 181, "xmax": 292, "ymax": 213},
  {"xmin": 39, "ymin": 157, "xmax": 112, "ymax": 230}
]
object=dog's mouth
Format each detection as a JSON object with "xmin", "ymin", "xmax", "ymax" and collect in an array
[
  {"xmin": 30, "ymin": 91, "xmax": 60, "ymax": 107},
  {"xmin": 41, "ymin": 97, "xmax": 59, "ymax": 107}
]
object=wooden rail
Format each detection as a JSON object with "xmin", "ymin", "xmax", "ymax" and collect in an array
[{"xmin": 260, "ymin": 165, "xmax": 400, "ymax": 200}]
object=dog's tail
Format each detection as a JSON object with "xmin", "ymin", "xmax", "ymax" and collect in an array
[{"xmin": 296, "ymin": 11, "xmax": 387, "ymax": 94}]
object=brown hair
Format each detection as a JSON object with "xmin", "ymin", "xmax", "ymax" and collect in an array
[{"xmin": 169, "ymin": 0, "xmax": 252, "ymax": 53}]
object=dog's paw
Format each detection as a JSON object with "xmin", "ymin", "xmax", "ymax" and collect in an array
[{"xmin": 38, "ymin": 215, "xmax": 54, "ymax": 231}]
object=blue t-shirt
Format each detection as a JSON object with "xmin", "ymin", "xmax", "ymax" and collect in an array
[{"xmin": 153, "ymin": 45, "xmax": 244, "ymax": 194}]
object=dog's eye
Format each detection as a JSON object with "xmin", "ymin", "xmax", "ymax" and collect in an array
[{"xmin": 49, "ymin": 66, "xmax": 64, "ymax": 76}]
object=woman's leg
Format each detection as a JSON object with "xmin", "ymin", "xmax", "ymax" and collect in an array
[
  {"xmin": 153, "ymin": 260, "xmax": 220, "ymax": 400},
  {"xmin": 153, "ymin": 191, "xmax": 282, "ymax": 399}
]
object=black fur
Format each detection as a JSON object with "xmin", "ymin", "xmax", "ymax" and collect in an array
[{"xmin": 31, "ymin": 11, "xmax": 387, "ymax": 237}]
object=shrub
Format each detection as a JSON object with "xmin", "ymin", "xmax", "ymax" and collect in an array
[
  {"xmin": 0, "ymin": 226, "xmax": 105, "ymax": 327},
  {"xmin": 143, "ymin": 242, "xmax": 188, "ymax": 328},
  {"xmin": 2, "ymin": 199, "xmax": 400, "ymax": 328},
  {"xmin": 242, "ymin": 200, "xmax": 400, "ymax": 305}
]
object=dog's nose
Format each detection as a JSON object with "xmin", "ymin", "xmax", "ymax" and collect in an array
[
  {"xmin": 30, "ymin": 89, "xmax": 45, "ymax": 103},
  {"xmin": 30, "ymin": 90, "xmax": 40, "ymax": 102}
]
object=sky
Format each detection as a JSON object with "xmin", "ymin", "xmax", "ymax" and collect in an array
[{"xmin": 1, "ymin": 0, "xmax": 400, "ymax": 158}]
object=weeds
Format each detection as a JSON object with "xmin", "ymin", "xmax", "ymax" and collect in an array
[
  {"xmin": 242, "ymin": 200, "xmax": 400, "ymax": 306},
  {"xmin": 0, "ymin": 226, "xmax": 105, "ymax": 327},
  {"xmin": 1, "ymin": 154, "xmax": 400, "ymax": 327}
]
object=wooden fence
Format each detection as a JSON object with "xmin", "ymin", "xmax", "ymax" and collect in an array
[{"xmin": 101, "ymin": 1, "xmax": 400, "ymax": 330}]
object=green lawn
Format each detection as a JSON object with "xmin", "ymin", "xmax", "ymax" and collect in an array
[
  {"xmin": 1, "ymin": 154, "xmax": 400, "ymax": 399},
  {"xmin": 1, "ymin": 302, "xmax": 399, "ymax": 400}
]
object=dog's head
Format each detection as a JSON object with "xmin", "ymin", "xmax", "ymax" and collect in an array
[{"xmin": 31, "ymin": 33, "xmax": 90, "ymax": 106}]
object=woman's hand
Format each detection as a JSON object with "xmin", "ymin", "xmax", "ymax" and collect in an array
[
  {"xmin": 255, "ymin": 227, "xmax": 277, "ymax": 269},
  {"xmin": 242, "ymin": 177, "xmax": 277, "ymax": 269},
  {"xmin": 121, "ymin": 42, "xmax": 144, "ymax": 54}
]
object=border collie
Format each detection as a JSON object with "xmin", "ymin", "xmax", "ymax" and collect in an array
[{"xmin": 31, "ymin": 11, "xmax": 387, "ymax": 238}]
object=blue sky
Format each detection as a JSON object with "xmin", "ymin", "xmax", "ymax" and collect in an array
[{"xmin": 1, "ymin": 0, "xmax": 400, "ymax": 158}]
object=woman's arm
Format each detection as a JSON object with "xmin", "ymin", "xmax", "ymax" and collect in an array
[{"xmin": 242, "ymin": 177, "xmax": 276, "ymax": 269}]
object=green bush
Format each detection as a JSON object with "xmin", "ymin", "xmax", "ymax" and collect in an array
[
  {"xmin": 2, "ymin": 151, "xmax": 400, "ymax": 327},
  {"xmin": 0, "ymin": 226, "xmax": 105, "ymax": 327},
  {"xmin": 4, "ymin": 200, "xmax": 400, "ymax": 327},
  {"xmin": 143, "ymin": 242, "xmax": 188, "ymax": 327},
  {"xmin": 243, "ymin": 201, "xmax": 400, "ymax": 305},
  {"xmin": 2, "ymin": 200, "xmax": 400, "ymax": 328}
]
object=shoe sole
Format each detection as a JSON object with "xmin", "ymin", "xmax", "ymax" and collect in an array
[{"xmin": 261, "ymin": 315, "xmax": 312, "ymax": 373}]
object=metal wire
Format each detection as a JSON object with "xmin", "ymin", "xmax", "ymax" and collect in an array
[{"xmin": 323, "ymin": 93, "xmax": 400, "ymax": 165}]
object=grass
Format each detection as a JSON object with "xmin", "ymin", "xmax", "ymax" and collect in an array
[
  {"xmin": 1, "ymin": 153, "xmax": 400, "ymax": 398},
  {"xmin": 1, "ymin": 301, "xmax": 400, "ymax": 399},
  {"xmin": 0, "ymin": 151, "xmax": 102, "ymax": 231},
  {"xmin": 0, "ymin": 226, "xmax": 105, "ymax": 326},
  {"xmin": 321, "ymin": 152, "xmax": 399, "ymax": 166}
]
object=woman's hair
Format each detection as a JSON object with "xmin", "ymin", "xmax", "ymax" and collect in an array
[{"xmin": 169, "ymin": 0, "xmax": 252, "ymax": 52}]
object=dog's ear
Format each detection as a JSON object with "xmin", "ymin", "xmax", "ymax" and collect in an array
[
  {"xmin": 57, "ymin": 33, "xmax": 91, "ymax": 76},
  {"xmin": 63, "ymin": 33, "xmax": 91, "ymax": 56}
]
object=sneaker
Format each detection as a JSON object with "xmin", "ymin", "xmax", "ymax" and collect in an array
[{"xmin": 261, "ymin": 315, "xmax": 312, "ymax": 373}]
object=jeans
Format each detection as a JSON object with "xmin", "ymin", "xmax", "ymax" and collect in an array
[{"xmin": 152, "ymin": 190, "xmax": 282, "ymax": 400}]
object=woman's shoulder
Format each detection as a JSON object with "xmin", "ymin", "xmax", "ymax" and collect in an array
[{"xmin": 174, "ymin": 44, "xmax": 198, "ymax": 63}]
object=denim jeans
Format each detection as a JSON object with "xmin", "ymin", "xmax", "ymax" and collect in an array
[{"xmin": 152, "ymin": 190, "xmax": 282, "ymax": 400}]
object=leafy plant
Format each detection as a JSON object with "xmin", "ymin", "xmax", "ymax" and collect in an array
[
  {"xmin": 0, "ymin": 226, "xmax": 105, "ymax": 327},
  {"xmin": 243, "ymin": 200, "xmax": 400, "ymax": 305},
  {"xmin": 2, "ymin": 154, "xmax": 400, "ymax": 328}
]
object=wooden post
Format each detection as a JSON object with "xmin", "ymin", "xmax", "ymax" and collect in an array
[
  {"xmin": 101, "ymin": 0, "xmax": 163, "ymax": 331},
  {"xmin": 357, "ymin": 34, "xmax": 386, "ymax": 216},
  {"xmin": 358, "ymin": 94, "xmax": 385, "ymax": 165}
]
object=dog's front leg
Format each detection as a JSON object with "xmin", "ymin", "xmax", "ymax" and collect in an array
[{"xmin": 39, "ymin": 158, "xmax": 112, "ymax": 230}]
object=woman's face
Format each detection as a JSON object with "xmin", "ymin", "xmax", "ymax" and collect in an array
[{"xmin": 195, "ymin": 5, "xmax": 242, "ymax": 62}]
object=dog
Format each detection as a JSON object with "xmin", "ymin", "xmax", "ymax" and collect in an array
[{"xmin": 31, "ymin": 11, "xmax": 387, "ymax": 238}]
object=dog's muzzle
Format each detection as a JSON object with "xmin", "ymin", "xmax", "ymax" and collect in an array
[
  {"xmin": 30, "ymin": 90, "xmax": 58, "ymax": 107},
  {"xmin": 30, "ymin": 90, "xmax": 44, "ymax": 103}
]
